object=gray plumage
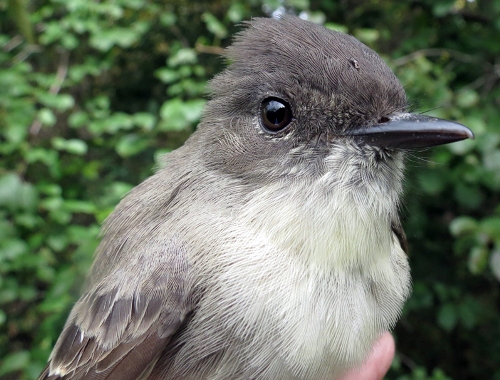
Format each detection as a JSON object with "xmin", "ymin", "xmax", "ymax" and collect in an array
[{"xmin": 39, "ymin": 15, "xmax": 472, "ymax": 380}]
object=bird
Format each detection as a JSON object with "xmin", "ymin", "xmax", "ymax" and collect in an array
[{"xmin": 39, "ymin": 15, "xmax": 473, "ymax": 380}]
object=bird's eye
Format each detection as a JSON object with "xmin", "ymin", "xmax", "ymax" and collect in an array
[{"xmin": 260, "ymin": 97, "xmax": 293, "ymax": 133}]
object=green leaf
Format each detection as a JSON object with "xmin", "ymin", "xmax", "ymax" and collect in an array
[
  {"xmin": 456, "ymin": 89, "xmax": 479, "ymax": 108},
  {"xmin": 325, "ymin": 22, "xmax": 348, "ymax": 34},
  {"xmin": 429, "ymin": 368, "xmax": 453, "ymax": 380},
  {"xmin": 47, "ymin": 234, "xmax": 68, "ymax": 252},
  {"xmin": 433, "ymin": 1, "xmax": 456, "ymax": 17},
  {"xmin": 449, "ymin": 216, "xmax": 477, "ymax": 237},
  {"xmin": 417, "ymin": 170, "xmax": 447, "ymax": 195},
  {"xmin": 302, "ymin": 11, "xmax": 326, "ymax": 25},
  {"xmin": 227, "ymin": 3, "xmax": 247, "ymax": 22},
  {"xmin": 15, "ymin": 213, "xmax": 42, "ymax": 229},
  {"xmin": 37, "ymin": 183, "xmax": 62, "ymax": 197},
  {"xmin": 483, "ymin": 149, "xmax": 500, "ymax": 172},
  {"xmin": 447, "ymin": 138, "xmax": 475, "ymax": 155},
  {"xmin": 0, "ymin": 173, "xmax": 22, "ymax": 208},
  {"xmin": 155, "ymin": 68, "xmax": 180, "ymax": 84},
  {"xmin": 38, "ymin": 93, "xmax": 75, "ymax": 111},
  {"xmin": 353, "ymin": 28, "xmax": 379, "ymax": 44},
  {"xmin": 0, "ymin": 238, "xmax": 29, "ymax": 261},
  {"xmin": 0, "ymin": 286, "xmax": 17, "ymax": 304},
  {"xmin": 454, "ymin": 182, "xmax": 483, "ymax": 209},
  {"xmin": 0, "ymin": 350, "xmax": 30, "ymax": 376},
  {"xmin": 159, "ymin": 98, "xmax": 205, "ymax": 131},
  {"xmin": 132, "ymin": 113, "xmax": 156, "ymax": 130},
  {"xmin": 489, "ymin": 250, "xmax": 500, "ymax": 281},
  {"xmin": 3, "ymin": 122, "xmax": 29, "ymax": 145},
  {"xmin": 63, "ymin": 200, "xmax": 96, "ymax": 214},
  {"xmin": 38, "ymin": 108, "xmax": 57, "ymax": 127},
  {"xmin": 202, "ymin": 12, "xmax": 228, "ymax": 39},
  {"xmin": 458, "ymin": 298, "xmax": 479, "ymax": 329},
  {"xmin": 437, "ymin": 303, "xmax": 458, "ymax": 331},
  {"xmin": 468, "ymin": 246, "xmax": 489, "ymax": 275},
  {"xmin": 184, "ymin": 99, "xmax": 206, "ymax": 123},
  {"xmin": 167, "ymin": 48, "xmax": 197, "ymax": 67},
  {"xmin": 288, "ymin": 0, "xmax": 310, "ymax": 10},
  {"xmin": 51, "ymin": 137, "xmax": 88, "ymax": 155},
  {"xmin": 154, "ymin": 148, "xmax": 172, "ymax": 166},
  {"xmin": 25, "ymin": 147, "xmax": 60, "ymax": 178},
  {"xmin": 68, "ymin": 111, "xmax": 89, "ymax": 128},
  {"xmin": 103, "ymin": 113, "xmax": 134, "ymax": 133},
  {"xmin": 18, "ymin": 182, "xmax": 39, "ymax": 212},
  {"xmin": 463, "ymin": 113, "xmax": 487, "ymax": 136},
  {"xmin": 160, "ymin": 12, "xmax": 177, "ymax": 26},
  {"xmin": 90, "ymin": 27, "xmax": 140, "ymax": 51},
  {"xmin": 116, "ymin": 134, "xmax": 150, "ymax": 157},
  {"xmin": 480, "ymin": 217, "xmax": 500, "ymax": 241},
  {"xmin": 0, "ymin": 174, "xmax": 37, "ymax": 212},
  {"xmin": 0, "ymin": 220, "xmax": 14, "ymax": 240}
]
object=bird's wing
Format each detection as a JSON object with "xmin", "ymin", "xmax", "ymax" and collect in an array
[
  {"xmin": 391, "ymin": 220, "xmax": 409, "ymax": 254},
  {"xmin": 38, "ymin": 243, "xmax": 193, "ymax": 380}
]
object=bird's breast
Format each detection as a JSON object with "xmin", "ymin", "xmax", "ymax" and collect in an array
[{"xmin": 163, "ymin": 172, "xmax": 410, "ymax": 379}]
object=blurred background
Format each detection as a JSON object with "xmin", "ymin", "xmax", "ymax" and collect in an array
[{"xmin": 1, "ymin": 0, "xmax": 499, "ymax": 379}]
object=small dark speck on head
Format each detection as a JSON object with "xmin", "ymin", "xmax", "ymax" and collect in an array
[{"xmin": 349, "ymin": 58, "xmax": 360, "ymax": 70}]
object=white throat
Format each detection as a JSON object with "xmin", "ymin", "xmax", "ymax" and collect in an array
[{"xmin": 241, "ymin": 143, "xmax": 405, "ymax": 275}]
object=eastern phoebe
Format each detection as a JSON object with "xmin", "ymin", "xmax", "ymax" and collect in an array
[{"xmin": 39, "ymin": 16, "xmax": 473, "ymax": 380}]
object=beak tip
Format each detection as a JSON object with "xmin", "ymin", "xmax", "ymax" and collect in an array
[{"xmin": 455, "ymin": 123, "xmax": 474, "ymax": 141}]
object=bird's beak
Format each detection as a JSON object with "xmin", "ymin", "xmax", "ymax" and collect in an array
[{"xmin": 349, "ymin": 113, "xmax": 474, "ymax": 149}]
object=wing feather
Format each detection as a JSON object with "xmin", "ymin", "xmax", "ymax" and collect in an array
[
  {"xmin": 39, "ymin": 243, "xmax": 192, "ymax": 379},
  {"xmin": 391, "ymin": 220, "xmax": 409, "ymax": 254}
]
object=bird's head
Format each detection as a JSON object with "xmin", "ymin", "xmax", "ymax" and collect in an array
[{"xmin": 197, "ymin": 16, "xmax": 472, "ymax": 192}]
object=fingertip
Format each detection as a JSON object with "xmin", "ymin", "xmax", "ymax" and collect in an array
[
  {"xmin": 338, "ymin": 332, "xmax": 395, "ymax": 380},
  {"xmin": 376, "ymin": 331, "xmax": 396, "ymax": 367}
]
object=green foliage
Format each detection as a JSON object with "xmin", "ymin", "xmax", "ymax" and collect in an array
[{"xmin": 1, "ymin": 0, "xmax": 499, "ymax": 379}]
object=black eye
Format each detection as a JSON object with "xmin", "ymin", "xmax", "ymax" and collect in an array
[{"xmin": 260, "ymin": 97, "xmax": 293, "ymax": 133}]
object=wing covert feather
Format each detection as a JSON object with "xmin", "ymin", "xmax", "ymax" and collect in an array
[{"xmin": 39, "ymin": 240, "xmax": 193, "ymax": 380}]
